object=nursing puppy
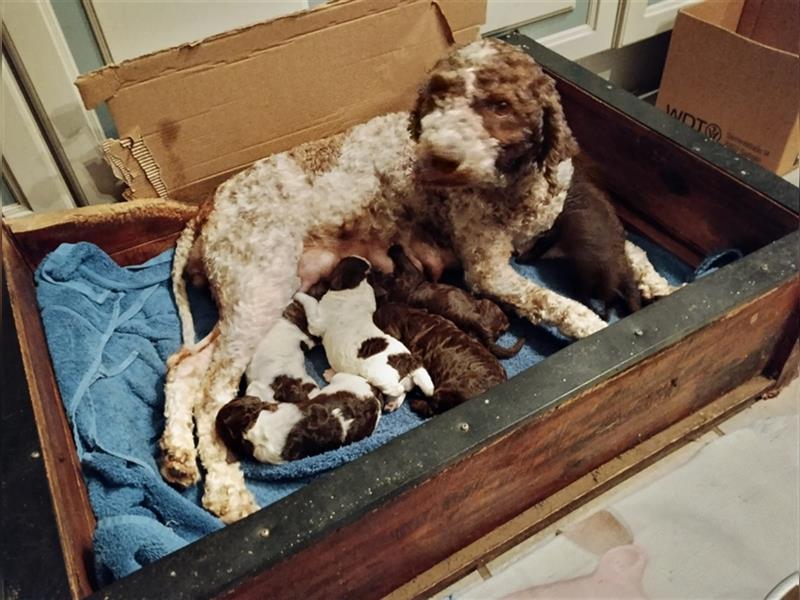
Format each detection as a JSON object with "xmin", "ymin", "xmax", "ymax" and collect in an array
[
  {"xmin": 519, "ymin": 169, "xmax": 642, "ymax": 317},
  {"xmin": 374, "ymin": 302, "xmax": 506, "ymax": 417},
  {"xmin": 294, "ymin": 256, "xmax": 434, "ymax": 411},
  {"xmin": 244, "ymin": 300, "xmax": 319, "ymax": 403},
  {"xmin": 217, "ymin": 372, "xmax": 382, "ymax": 464},
  {"xmin": 373, "ymin": 246, "xmax": 523, "ymax": 358}
]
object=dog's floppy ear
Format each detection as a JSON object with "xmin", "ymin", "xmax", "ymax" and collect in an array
[
  {"xmin": 532, "ymin": 74, "xmax": 579, "ymax": 169},
  {"xmin": 409, "ymin": 85, "xmax": 425, "ymax": 141},
  {"xmin": 328, "ymin": 256, "xmax": 370, "ymax": 291}
]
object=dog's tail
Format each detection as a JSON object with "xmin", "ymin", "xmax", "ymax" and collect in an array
[
  {"xmin": 172, "ymin": 216, "xmax": 200, "ymax": 346},
  {"xmin": 485, "ymin": 336, "xmax": 525, "ymax": 358}
]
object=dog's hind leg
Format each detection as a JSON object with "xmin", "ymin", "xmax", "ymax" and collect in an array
[
  {"xmin": 160, "ymin": 328, "xmax": 219, "ymax": 488},
  {"xmin": 195, "ymin": 242, "xmax": 303, "ymax": 523},
  {"xmin": 456, "ymin": 228, "xmax": 607, "ymax": 339}
]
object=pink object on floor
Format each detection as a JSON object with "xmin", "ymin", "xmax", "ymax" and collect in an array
[{"xmin": 502, "ymin": 545, "xmax": 649, "ymax": 600}]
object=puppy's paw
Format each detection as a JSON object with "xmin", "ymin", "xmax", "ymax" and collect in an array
[
  {"xmin": 323, "ymin": 368, "xmax": 336, "ymax": 383},
  {"xmin": 383, "ymin": 392, "xmax": 406, "ymax": 413}
]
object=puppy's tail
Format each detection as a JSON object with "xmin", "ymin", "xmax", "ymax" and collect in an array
[
  {"xmin": 412, "ymin": 367, "xmax": 435, "ymax": 397},
  {"xmin": 172, "ymin": 216, "xmax": 200, "ymax": 346},
  {"xmin": 485, "ymin": 336, "xmax": 525, "ymax": 358}
]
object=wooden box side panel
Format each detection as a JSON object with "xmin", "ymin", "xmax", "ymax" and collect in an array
[
  {"xmin": 225, "ymin": 277, "xmax": 798, "ymax": 600},
  {"xmin": 553, "ymin": 77, "xmax": 798, "ymax": 266},
  {"xmin": 2, "ymin": 200, "xmax": 196, "ymax": 598},
  {"xmin": 2, "ymin": 233, "xmax": 96, "ymax": 599},
  {"xmin": 6, "ymin": 199, "xmax": 196, "ymax": 270}
]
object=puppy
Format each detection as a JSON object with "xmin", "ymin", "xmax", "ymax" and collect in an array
[
  {"xmin": 373, "ymin": 246, "xmax": 524, "ymax": 358},
  {"xmin": 519, "ymin": 170, "xmax": 641, "ymax": 318},
  {"xmin": 294, "ymin": 256, "xmax": 434, "ymax": 411},
  {"xmin": 244, "ymin": 300, "xmax": 318, "ymax": 403},
  {"xmin": 374, "ymin": 302, "xmax": 507, "ymax": 417},
  {"xmin": 216, "ymin": 372, "xmax": 382, "ymax": 464}
]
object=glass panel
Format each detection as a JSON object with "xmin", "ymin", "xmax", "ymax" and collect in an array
[
  {"xmin": 518, "ymin": 0, "xmax": 591, "ymax": 39},
  {"xmin": 1, "ymin": 177, "xmax": 15, "ymax": 207},
  {"xmin": 50, "ymin": 0, "xmax": 118, "ymax": 138}
]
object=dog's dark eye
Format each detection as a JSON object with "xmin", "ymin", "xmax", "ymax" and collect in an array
[{"xmin": 488, "ymin": 99, "xmax": 512, "ymax": 115}]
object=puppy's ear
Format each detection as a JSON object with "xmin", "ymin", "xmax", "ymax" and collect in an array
[
  {"xmin": 328, "ymin": 257, "xmax": 370, "ymax": 291},
  {"xmin": 532, "ymin": 74, "xmax": 579, "ymax": 169}
]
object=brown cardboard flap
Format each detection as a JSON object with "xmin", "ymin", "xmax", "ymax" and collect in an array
[
  {"xmin": 76, "ymin": 0, "xmax": 486, "ymax": 202},
  {"xmin": 657, "ymin": 4, "xmax": 799, "ymax": 174},
  {"xmin": 736, "ymin": 0, "xmax": 800, "ymax": 54}
]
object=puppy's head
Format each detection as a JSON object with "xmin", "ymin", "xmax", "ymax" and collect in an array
[
  {"xmin": 411, "ymin": 38, "xmax": 578, "ymax": 188},
  {"xmin": 328, "ymin": 256, "xmax": 371, "ymax": 291}
]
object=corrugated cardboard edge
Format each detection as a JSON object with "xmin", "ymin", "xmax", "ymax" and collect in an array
[
  {"xmin": 102, "ymin": 128, "xmax": 169, "ymax": 201},
  {"xmin": 74, "ymin": 0, "xmax": 482, "ymax": 110}
]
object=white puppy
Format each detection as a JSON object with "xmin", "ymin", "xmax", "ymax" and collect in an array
[
  {"xmin": 294, "ymin": 256, "xmax": 434, "ymax": 411},
  {"xmin": 244, "ymin": 300, "xmax": 318, "ymax": 403}
]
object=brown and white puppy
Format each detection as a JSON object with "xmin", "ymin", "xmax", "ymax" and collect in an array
[
  {"xmin": 373, "ymin": 246, "xmax": 524, "ymax": 358},
  {"xmin": 294, "ymin": 257, "xmax": 434, "ymax": 412},
  {"xmin": 373, "ymin": 302, "xmax": 506, "ymax": 417},
  {"xmin": 519, "ymin": 169, "xmax": 641, "ymax": 318},
  {"xmin": 243, "ymin": 300, "xmax": 319, "ymax": 403},
  {"xmin": 216, "ymin": 372, "xmax": 382, "ymax": 464},
  {"xmin": 163, "ymin": 38, "xmax": 673, "ymax": 522}
]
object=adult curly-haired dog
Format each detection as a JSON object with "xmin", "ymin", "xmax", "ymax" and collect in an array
[{"xmin": 161, "ymin": 38, "xmax": 673, "ymax": 522}]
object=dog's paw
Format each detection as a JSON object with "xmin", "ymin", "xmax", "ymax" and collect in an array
[
  {"xmin": 159, "ymin": 445, "xmax": 200, "ymax": 488},
  {"xmin": 564, "ymin": 305, "xmax": 607, "ymax": 339},
  {"xmin": 383, "ymin": 392, "xmax": 406, "ymax": 413},
  {"xmin": 323, "ymin": 368, "xmax": 336, "ymax": 383},
  {"xmin": 202, "ymin": 465, "xmax": 260, "ymax": 524}
]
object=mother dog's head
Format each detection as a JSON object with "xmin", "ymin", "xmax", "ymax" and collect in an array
[{"xmin": 411, "ymin": 38, "xmax": 578, "ymax": 188}]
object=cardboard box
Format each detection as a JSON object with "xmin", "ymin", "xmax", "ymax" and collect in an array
[
  {"xmin": 75, "ymin": 0, "xmax": 486, "ymax": 202},
  {"xmin": 7, "ymin": 11, "xmax": 800, "ymax": 597},
  {"xmin": 656, "ymin": 0, "xmax": 800, "ymax": 175}
]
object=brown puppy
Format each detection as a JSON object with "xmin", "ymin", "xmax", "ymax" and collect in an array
[
  {"xmin": 373, "ymin": 246, "xmax": 524, "ymax": 358},
  {"xmin": 373, "ymin": 302, "xmax": 506, "ymax": 417},
  {"xmin": 520, "ymin": 169, "xmax": 641, "ymax": 318}
]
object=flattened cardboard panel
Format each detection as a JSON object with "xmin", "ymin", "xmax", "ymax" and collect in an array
[{"xmin": 76, "ymin": 0, "xmax": 486, "ymax": 202}]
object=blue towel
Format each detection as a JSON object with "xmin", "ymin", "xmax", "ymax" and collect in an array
[{"xmin": 34, "ymin": 234, "xmax": 714, "ymax": 584}]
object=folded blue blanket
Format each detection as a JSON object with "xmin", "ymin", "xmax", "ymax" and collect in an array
[{"xmin": 34, "ymin": 235, "xmax": 729, "ymax": 584}]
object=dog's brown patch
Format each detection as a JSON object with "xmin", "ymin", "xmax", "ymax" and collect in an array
[
  {"xmin": 328, "ymin": 256, "xmax": 370, "ymax": 291},
  {"xmin": 282, "ymin": 299, "xmax": 316, "ymax": 340},
  {"xmin": 216, "ymin": 395, "xmax": 266, "ymax": 459},
  {"xmin": 358, "ymin": 337, "xmax": 389, "ymax": 358},
  {"xmin": 271, "ymin": 375, "xmax": 313, "ymax": 403},
  {"xmin": 387, "ymin": 352, "xmax": 421, "ymax": 378},
  {"xmin": 288, "ymin": 132, "xmax": 345, "ymax": 176}
]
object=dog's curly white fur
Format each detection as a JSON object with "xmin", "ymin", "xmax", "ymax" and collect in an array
[{"xmin": 161, "ymin": 38, "xmax": 670, "ymax": 522}]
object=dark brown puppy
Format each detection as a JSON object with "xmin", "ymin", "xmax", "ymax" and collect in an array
[
  {"xmin": 373, "ymin": 246, "xmax": 524, "ymax": 358},
  {"xmin": 519, "ymin": 169, "xmax": 641, "ymax": 318},
  {"xmin": 374, "ymin": 302, "xmax": 506, "ymax": 417}
]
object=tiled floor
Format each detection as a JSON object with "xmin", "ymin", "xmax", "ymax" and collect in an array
[{"xmin": 437, "ymin": 376, "xmax": 800, "ymax": 600}]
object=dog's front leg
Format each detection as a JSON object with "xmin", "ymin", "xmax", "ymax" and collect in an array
[
  {"xmin": 624, "ymin": 241, "xmax": 677, "ymax": 300},
  {"xmin": 457, "ymin": 230, "xmax": 606, "ymax": 339}
]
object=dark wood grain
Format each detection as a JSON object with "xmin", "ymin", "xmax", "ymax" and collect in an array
[
  {"xmin": 224, "ymin": 277, "xmax": 797, "ymax": 600},
  {"xmin": 554, "ymin": 78, "xmax": 799, "ymax": 265},
  {"xmin": 2, "ymin": 232, "xmax": 96, "ymax": 599},
  {"xmin": 6, "ymin": 200, "xmax": 196, "ymax": 270}
]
